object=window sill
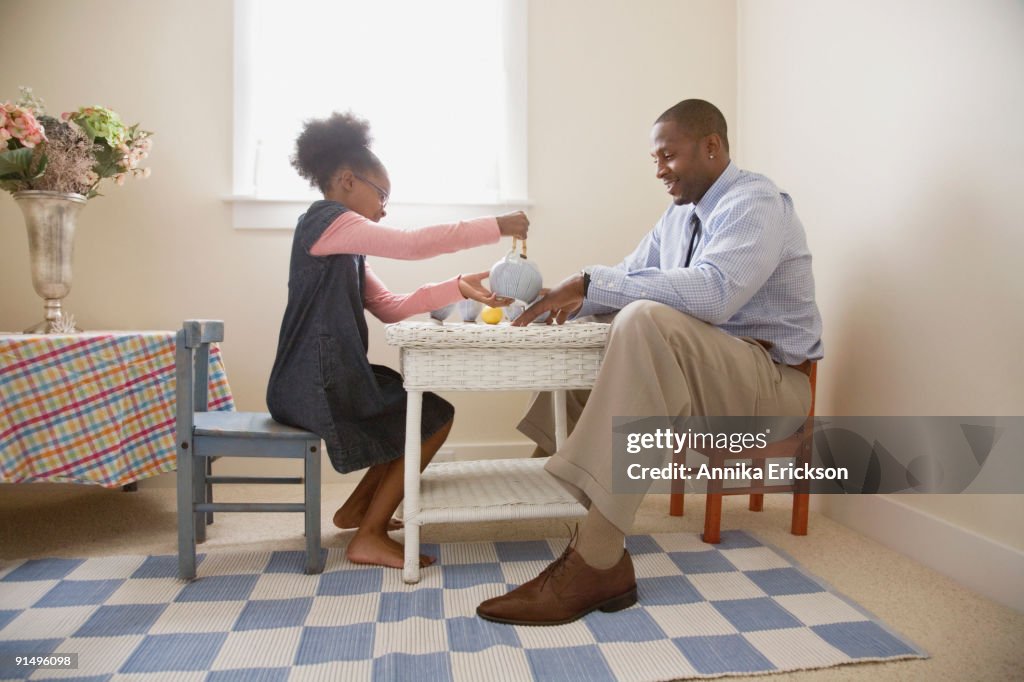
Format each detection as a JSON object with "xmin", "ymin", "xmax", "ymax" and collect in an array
[{"xmin": 226, "ymin": 195, "xmax": 533, "ymax": 230}]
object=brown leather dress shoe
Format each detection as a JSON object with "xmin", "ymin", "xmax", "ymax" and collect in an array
[{"xmin": 476, "ymin": 547, "xmax": 637, "ymax": 626}]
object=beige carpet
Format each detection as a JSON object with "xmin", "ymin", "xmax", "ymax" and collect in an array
[{"xmin": 1, "ymin": 482, "xmax": 1021, "ymax": 681}]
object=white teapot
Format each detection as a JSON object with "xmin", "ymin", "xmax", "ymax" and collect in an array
[{"xmin": 489, "ymin": 238, "xmax": 543, "ymax": 304}]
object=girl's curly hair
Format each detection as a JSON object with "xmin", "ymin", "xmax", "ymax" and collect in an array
[{"xmin": 291, "ymin": 111, "xmax": 384, "ymax": 193}]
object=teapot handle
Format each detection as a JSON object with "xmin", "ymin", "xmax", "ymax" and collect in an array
[{"xmin": 511, "ymin": 237, "xmax": 528, "ymax": 258}]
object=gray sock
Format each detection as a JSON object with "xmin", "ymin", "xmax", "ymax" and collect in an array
[{"xmin": 575, "ymin": 506, "xmax": 626, "ymax": 569}]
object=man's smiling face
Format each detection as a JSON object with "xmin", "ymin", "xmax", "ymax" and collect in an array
[{"xmin": 650, "ymin": 119, "xmax": 716, "ymax": 206}]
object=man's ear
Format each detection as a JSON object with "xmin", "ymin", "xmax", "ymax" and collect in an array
[{"xmin": 704, "ymin": 134, "xmax": 723, "ymax": 159}]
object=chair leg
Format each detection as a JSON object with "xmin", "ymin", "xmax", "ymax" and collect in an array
[
  {"xmin": 193, "ymin": 455, "xmax": 207, "ymax": 544},
  {"xmin": 749, "ymin": 457, "xmax": 765, "ymax": 511},
  {"xmin": 791, "ymin": 421, "xmax": 814, "ymax": 536},
  {"xmin": 176, "ymin": 444, "xmax": 196, "ymax": 581},
  {"xmin": 703, "ymin": 494, "xmax": 723, "ymax": 544},
  {"xmin": 669, "ymin": 450, "xmax": 685, "ymax": 516},
  {"xmin": 702, "ymin": 456, "xmax": 724, "ymax": 544},
  {"xmin": 304, "ymin": 440, "xmax": 323, "ymax": 574},
  {"xmin": 669, "ymin": 492, "xmax": 685, "ymax": 517},
  {"xmin": 205, "ymin": 457, "xmax": 214, "ymax": 526},
  {"xmin": 791, "ymin": 493, "xmax": 809, "ymax": 535}
]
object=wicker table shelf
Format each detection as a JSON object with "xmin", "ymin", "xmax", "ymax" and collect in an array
[{"xmin": 385, "ymin": 320, "xmax": 610, "ymax": 583}]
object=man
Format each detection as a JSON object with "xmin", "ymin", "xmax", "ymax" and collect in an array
[{"xmin": 476, "ymin": 99, "xmax": 823, "ymax": 625}]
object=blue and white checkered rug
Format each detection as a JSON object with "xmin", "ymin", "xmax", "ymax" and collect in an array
[{"xmin": 0, "ymin": 531, "xmax": 924, "ymax": 681}]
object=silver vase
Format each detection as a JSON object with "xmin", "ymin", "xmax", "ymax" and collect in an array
[{"xmin": 14, "ymin": 190, "xmax": 87, "ymax": 333}]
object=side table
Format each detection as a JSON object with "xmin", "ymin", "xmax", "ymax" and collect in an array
[
  {"xmin": 385, "ymin": 320, "xmax": 610, "ymax": 583},
  {"xmin": 0, "ymin": 331, "xmax": 234, "ymax": 488}
]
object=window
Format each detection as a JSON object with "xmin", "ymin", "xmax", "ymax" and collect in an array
[{"xmin": 232, "ymin": 0, "xmax": 528, "ymax": 228}]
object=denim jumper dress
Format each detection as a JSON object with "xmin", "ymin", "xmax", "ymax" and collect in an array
[{"xmin": 266, "ymin": 200, "xmax": 455, "ymax": 473}]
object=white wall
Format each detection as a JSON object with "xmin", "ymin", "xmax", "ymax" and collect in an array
[
  {"xmin": 0, "ymin": 0, "xmax": 736, "ymax": 473},
  {"xmin": 736, "ymin": 0, "xmax": 1024, "ymax": 551}
]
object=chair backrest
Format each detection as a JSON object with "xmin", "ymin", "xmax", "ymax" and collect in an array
[
  {"xmin": 807, "ymin": 363, "xmax": 818, "ymax": 418},
  {"xmin": 797, "ymin": 362, "xmax": 818, "ymax": 458},
  {"xmin": 175, "ymin": 319, "xmax": 224, "ymax": 451},
  {"xmin": 181, "ymin": 320, "xmax": 224, "ymax": 348}
]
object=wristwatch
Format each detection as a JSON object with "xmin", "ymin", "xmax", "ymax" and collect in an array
[{"xmin": 581, "ymin": 267, "xmax": 593, "ymax": 298}]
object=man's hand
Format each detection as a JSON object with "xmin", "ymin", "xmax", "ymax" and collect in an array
[
  {"xmin": 496, "ymin": 211, "xmax": 530, "ymax": 239},
  {"xmin": 511, "ymin": 273, "xmax": 585, "ymax": 326},
  {"xmin": 459, "ymin": 271, "xmax": 514, "ymax": 307}
]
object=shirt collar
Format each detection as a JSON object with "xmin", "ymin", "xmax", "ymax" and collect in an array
[{"xmin": 692, "ymin": 161, "xmax": 740, "ymax": 225}]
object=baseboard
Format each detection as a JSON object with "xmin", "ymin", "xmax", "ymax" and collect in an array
[
  {"xmin": 449, "ymin": 441, "xmax": 537, "ymax": 461},
  {"xmin": 821, "ymin": 495, "xmax": 1024, "ymax": 613}
]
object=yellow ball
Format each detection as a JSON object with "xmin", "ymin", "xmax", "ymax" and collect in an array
[{"xmin": 480, "ymin": 306, "xmax": 504, "ymax": 324}]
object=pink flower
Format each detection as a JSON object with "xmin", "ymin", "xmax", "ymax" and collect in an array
[
  {"xmin": 3, "ymin": 104, "xmax": 46, "ymax": 148},
  {"xmin": 1, "ymin": 104, "xmax": 13, "ymax": 140}
]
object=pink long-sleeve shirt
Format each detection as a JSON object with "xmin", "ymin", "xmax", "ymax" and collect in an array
[{"xmin": 309, "ymin": 211, "xmax": 500, "ymax": 323}]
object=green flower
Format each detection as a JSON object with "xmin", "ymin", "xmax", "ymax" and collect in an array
[{"xmin": 66, "ymin": 106, "xmax": 127, "ymax": 148}]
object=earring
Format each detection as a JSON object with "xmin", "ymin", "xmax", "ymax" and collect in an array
[{"xmin": 709, "ymin": 155, "xmax": 715, "ymax": 159}]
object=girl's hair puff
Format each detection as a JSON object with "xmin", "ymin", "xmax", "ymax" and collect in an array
[{"xmin": 291, "ymin": 111, "xmax": 384, "ymax": 193}]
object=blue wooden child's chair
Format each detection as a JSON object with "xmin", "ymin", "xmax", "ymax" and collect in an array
[{"xmin": 175, "ymin": 319, "xmax": 324, "ymax": 579}]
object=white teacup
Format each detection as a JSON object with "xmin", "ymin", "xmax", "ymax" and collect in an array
[
  {"xmin": 458, "ymin": 298, "xmax": 483, "ymax": 322},
  {"xmin": 429, "ymin": 303, "xmax": 456, "ymax": 324}
]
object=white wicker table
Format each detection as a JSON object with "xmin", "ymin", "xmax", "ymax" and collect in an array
[{"xmin": 385, "ymin": 320, "xmax": 611, "ymax": 582}]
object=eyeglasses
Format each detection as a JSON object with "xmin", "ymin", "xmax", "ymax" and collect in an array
[{"xmin": 353, "ymin": 173, "xmax": 389, "ymax": 208}]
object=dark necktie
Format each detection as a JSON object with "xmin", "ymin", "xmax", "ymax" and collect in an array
[{"xmin": 684, "ymin": 213, "xmax": 702, "ymax": 267}]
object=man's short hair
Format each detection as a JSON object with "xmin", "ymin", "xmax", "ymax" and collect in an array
[{"xmin": 656, "ymin": 99, "xmax": 730, "ymax": 152}]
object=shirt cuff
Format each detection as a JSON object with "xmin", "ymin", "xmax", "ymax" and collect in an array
[{"xmin": 584, "ymin": 265, "xmax": 632, "ymax": 308}]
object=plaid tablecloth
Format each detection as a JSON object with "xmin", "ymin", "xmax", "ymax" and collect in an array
[{"xmin": 0, "ymin": 332, "xmax": 234, "ymax": 488}]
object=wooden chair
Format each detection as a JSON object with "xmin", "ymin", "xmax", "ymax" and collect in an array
[
  {"xmin": 669, "ymin": 363, "xmax": 817, "ymax": 543},
  {"xmin": 175, "ymin": 319, "xmax": 324, "ymax": 580}
]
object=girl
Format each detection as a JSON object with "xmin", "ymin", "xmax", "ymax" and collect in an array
[{"xmin": 267, "ymin": 112, "xmax": 528, "ymax": 569}]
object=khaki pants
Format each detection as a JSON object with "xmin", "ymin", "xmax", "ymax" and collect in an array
[{"xmin": 517, "ymin": 300, "xmax": 812, "ymax": 534}]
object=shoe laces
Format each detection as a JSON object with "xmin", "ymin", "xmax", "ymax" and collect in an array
[{"xmin": 539, "ymin": 523, "xmax": 578, "ymax": 592}]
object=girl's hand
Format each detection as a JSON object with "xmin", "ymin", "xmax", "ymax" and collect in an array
[
  {"xmin": 459, "ymin": 271, "xmax": 514, "ymax": 306},
  {"xmin": 496, "ymin": 211, "xmax": 530, "ymax": 239}
]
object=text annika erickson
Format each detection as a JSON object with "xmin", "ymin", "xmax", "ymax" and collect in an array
[{"xmin": 623, "ymin": 428, "xmax": 849, "ymax": 481}]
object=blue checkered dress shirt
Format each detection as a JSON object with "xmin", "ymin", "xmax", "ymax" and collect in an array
[{"xmin": 579, "ymin": 162, "xmax": 823, "ymax": 365}]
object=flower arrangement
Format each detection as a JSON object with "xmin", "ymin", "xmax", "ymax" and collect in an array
[{"xmin": 0, "ymin": 87, "xmax": 152, "ymax": 198}]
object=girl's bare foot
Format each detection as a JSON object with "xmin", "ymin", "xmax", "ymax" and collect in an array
[
  {"xmin": 346, "ymin": 531, "xmax": 435, "ymax": 568},
  {"xmin": 333, "ymin": 506, "xmax": 403, "ymax": 531}
]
